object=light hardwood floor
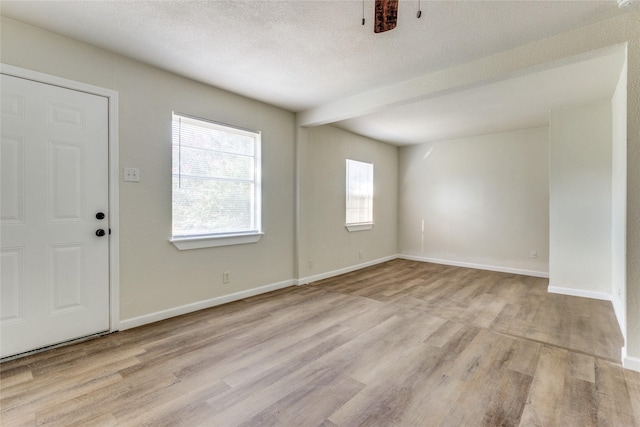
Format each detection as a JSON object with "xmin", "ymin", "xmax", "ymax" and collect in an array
[{"xmin": 1, "ymin": 259, "xmax": 639, "ymax": 426}]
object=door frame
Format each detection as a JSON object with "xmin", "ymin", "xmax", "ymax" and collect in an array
[{"xmin": 1, "ymin": 63, "xmax": 120, "ymax": 333}]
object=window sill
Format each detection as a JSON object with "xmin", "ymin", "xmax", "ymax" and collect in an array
[
  {"xmin": 345, "ymin": 223, "xmax": 374, "ymax": 232},
  {"xmin": 171, "ymin": 232, "xmax": 263, "ymax": 250}
]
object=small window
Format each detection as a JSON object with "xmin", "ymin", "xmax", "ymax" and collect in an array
[
  {"xmin": 346, "ymin": 159, "xmax": 374, "ymax": 232},
  {"xmin": 171, "ymin": 113, "xmax": 262, "ymax": 250}
]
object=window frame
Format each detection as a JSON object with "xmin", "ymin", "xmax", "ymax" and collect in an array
[
  {"xmin": 170, "ymin": 112, "xmax": 263, "ymax": 250},
  {"xmin": 345, "ymin": 158, "xmax": 374, "ymax": 232}
]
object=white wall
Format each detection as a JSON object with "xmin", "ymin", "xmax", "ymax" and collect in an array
[
  {"xmin": 549, "ymin": 99, "xmax": 612, "ymax": 296},
  {"xmin": 297, "ymin": 125, "xmax": 398, "ymax": 282},
  {"xmin": 612, "ymin": 54, "xmax": 628, "ymax": 341},
  {"xmin": 0, "ymin": 17, "xmax": 297, "ymax": 322},
  {"xmin": 398, "ymin": 128, "xmax": 549, "ymax": 276}
]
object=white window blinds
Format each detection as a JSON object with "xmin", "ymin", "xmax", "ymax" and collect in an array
[
  {"xmin": 346, "ymin": 159, "xmax": 373, "ymax": 225},
  {"xmin": 172, "ymin": 113, "xmax": 261, "ymax": 239}
]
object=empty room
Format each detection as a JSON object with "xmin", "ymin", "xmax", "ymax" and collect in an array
[{"xmin": 1, "ymin": 1, "xmax": 639, "ymax": 425}]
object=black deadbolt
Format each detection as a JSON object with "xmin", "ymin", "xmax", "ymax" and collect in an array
[
  {"xmin": 96, "ymin": 229, "xmax": 106, "ymax": 237},
  {"xmin": 96, "ymin": 212, "xmax": 105, "ymax": 220}
]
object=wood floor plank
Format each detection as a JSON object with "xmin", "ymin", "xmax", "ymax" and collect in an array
[
  {"xmin": 1, "ymin": 357, "xmax": 135, "ymax": 413},
  {"xmin": 0, "ymin": 260, "xmax": 635, "ymax": 426},
  {"xmin": 237, "ymin": 372, "xmax": 365, "ymax": 427},
  {"xmin": 113, "ymin": 379, "xmax": 230, "ymax": 426},
  {"xmin": 625, "ymin": 369, "xmax": 640, "ymax": 424},
  {"xmin": 506, "ymin": 337, "xmax": 542, "ymax": 377},
  {"xmin": 568, "ymin": 351, "xmax": 596, "ymax": 384},
  {"xmin": 561, "ymin": 378, "xmax": 597, "ymax": 426},
  {"xmin": 594, "ymin": 358, "xmax": 637, "ymax": 426},
  {"xmin": 33, "ymin": 371, "xmax": 176, "ymax": 426},
  {"xmin": 519, "ymin": 345, "xmax": 569, "ymax": 426},
  {"xmin": 480, "ymin": 369, "xmax": 533, "ymax": 427},
  {"xmin": 471, "ymin": 295, "xmax": 507, "ymax": 328},
  {"xmin": 0, "ymin": 369, "xmax": 33, "ymax": 389}
]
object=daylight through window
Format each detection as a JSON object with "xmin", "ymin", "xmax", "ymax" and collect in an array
[
  {"xmin": 346, "ymin": 159, "xmax": 373, "ymax": 227},
  {"xmin": 172, "ymin": 113, "xmax": 261, "ymax": 242}
]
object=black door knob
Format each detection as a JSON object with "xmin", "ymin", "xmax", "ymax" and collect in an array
[
  {"xmin": 96, "ymin": 229, "xmax": 106, "ymax": 237},
  {"xmin": 96, "ymin": 212, "xmax": 105, "ymax": 220}
]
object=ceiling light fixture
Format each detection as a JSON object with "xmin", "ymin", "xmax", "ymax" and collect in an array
[
  {"xmin": 374, "ymin": 0, "xmax": 398, "ymax": 33},
  {"xmin": 364, "ymin": 0, "xmax": 421, "ymax": 33}
]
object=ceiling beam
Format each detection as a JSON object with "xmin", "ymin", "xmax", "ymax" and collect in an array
[{"xmin": 296, "ymin": 40, "xmax": 625, "ymax": 128}]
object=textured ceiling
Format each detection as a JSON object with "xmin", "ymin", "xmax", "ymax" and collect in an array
[{"xmin": 0, "ymin": 1, "xmax": 631, "ymax": 144}]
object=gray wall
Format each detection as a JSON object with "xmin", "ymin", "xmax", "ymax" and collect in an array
[
  {"xmin": 398, "ymin": 127, "xmax": 550, "ymax": 276},
  {"xmin": 549, "ymin": 99, "xmax": 613, "ymax": 295},
  {"xmin": 297, "ymin": 125, "xmax": 398, "ymax": 282},
  {"xmin": 1, "ymin": 17, "xmax": 297, "ymax": 321}
]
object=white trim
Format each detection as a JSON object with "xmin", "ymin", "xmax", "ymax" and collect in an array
[
  {"xmin": 170, "ymin": 232, "xmax": 263, "ymax": 250},
  {"xmin": 119, "ymin": 279, "xmax": 295, "ymax": 330},
  {"xmin": 173, "ymin": 111, "xmax": 260, "ymax": 135},
  {"xmin": 108, "ymin": 88, "xmax": 120, "ymax": 332},
  {"xmin": 0, "ymin": 64, "xmax": 121, "ymax": 332},
  {"xmin": 345, "ymin": 223, "xmax": 374, "ymax": 232},
  {"xmin": 398, "ymin": 254, "xmax": 550, "ymax": 278},
  {"xmin": 623, "ymin": 354, "xmax": 640, "ymax": 372},
  {"xmin": 547, "ymin": 285, "xmax": 612, "ymax": 301},
  {"xmin": 297, "ymin": 255, "xmax": 397, "ymax": 285},
  {"xmin": 612, "ymin": 296, "xmax": 627, "ymax": 341}
]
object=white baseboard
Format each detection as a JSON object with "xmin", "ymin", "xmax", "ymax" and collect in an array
[
  {"xmin": 612, "ymin": 297, "xmax": 627, "ymax": 344},
  {"xmin": 547, "ymin": 285, "xmax": 612, "ymax": 301},
  {"xmin": 624, "ymin": 354, "xmax": 640, "ymax": 372},
  {"xmin": 118, "ymin": 279, "xmax": 296, "ymax": 331},
  {"xmin": 297, "ymin": 255, "xmax": 398, "ymax": 286},
  {"xmin": 120, "ymin": 255, "xmax": 397, "ymax": 331},
  {"xmin": 399, "ymin": 254, "xmax": 549, "ymax": 278}
]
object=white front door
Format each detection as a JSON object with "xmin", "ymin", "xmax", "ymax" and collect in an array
[{"xmin": 1, "ymin": 74, "xmax": 110, "ymax": 358}]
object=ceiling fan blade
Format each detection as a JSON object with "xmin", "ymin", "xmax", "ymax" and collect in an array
[{"xmin": 374, "ymin": 0, "xmax": 398, "ymax": 33}]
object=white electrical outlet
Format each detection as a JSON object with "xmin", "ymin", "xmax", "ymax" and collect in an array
[
  {"xmin": 223, "ymin": 272, "xmax": 230, "ymax": 284},
  {"xmin": 124, "ymin": 167, "xmax": 140, "ymax": 182}
]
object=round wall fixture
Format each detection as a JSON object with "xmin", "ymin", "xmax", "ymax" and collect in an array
[{"xmin": 618, "ymin": 0, "xmax": 639, "ymax": 8}]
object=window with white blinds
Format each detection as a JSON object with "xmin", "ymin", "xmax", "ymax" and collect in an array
[
  {"xmin": 346, "ymin": 159, "xmax": 373, "ymax": 230},
  {"xmin": 171, "ymin": 113, "xmax": 261, "ymax": 247}
]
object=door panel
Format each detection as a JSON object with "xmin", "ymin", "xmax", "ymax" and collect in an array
[
  {"xmin": 0, "ymin": 135, "xmax": 25, "ymax": 223},
  {"xmin": 49, "ymin": 244, "xmax": 85, "ymax": 313},
  {"xmin": 0, "ymin": 248, "xmax": 25, "ymax": 323},
  {"xmin": 50, "ymin": 141, "xmax": 85, "ymax": 221},
  {"xmin": 0, "ymin": 74, "xmax": 110, "ymax": 358}
]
